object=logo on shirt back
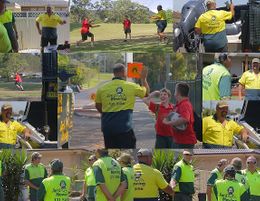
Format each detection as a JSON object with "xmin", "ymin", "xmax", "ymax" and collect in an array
[
  {"xmin": 60, "ymin": 180, "xmax": 66, "ymax": 189},
  {"xmin": 211, "ymin": 16, "xmax": 216, "ymax": 21},
  {"xmin": 227, "ymin": 186, "xmax": 234, "ymax": 195},
  {"xmin": 116, "ymin": 87, "xmax": 123, "ymax": 94}
]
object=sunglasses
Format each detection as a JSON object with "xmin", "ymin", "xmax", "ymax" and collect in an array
[
  {"xmin": 184, "ymin": 154, "xmax": 192, "ymax": 156},
  {"xmin": 247, "ymin": 161, "xmax": 256, "ymax": 164}
]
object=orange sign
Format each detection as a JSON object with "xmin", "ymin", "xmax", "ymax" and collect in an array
[{"xmin": 127, "ymin": 62, "xmax": 143, "ymax": 78}]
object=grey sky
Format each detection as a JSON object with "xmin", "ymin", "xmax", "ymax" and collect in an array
[{"xmin": 174, "ymin": 0, "xmax": 249, "ymax": 12}]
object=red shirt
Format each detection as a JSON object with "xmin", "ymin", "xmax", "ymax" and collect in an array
[
  {"xmin": 81, "ymin": 19, "xmax": 91, "ymax": 33},
  {"xmin": 149, "ymin": 101, "xmax": 174, "ymax": 137},
  {"xmin": 123, "ymin": 19, "xmax": 131, "ymax": 29},
  {"xmin": 173, "ymin": 98, "xmax": 197, "ymax": 145},
  {"xmin": 15, "ymin": 74, "xmax": 22, "ymax": 82}
]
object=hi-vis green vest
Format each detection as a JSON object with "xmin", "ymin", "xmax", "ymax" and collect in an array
[
  {"xmin": 122, "ymin": 166, "xmax": 134, "ymax": 201},
  {"xmin": 174, "ymin": 160, "xmax": 195, "ymax": 193},
  {"xmin": 93, "ymin": 157, "xmax": 122, "ymax": 201},
  {"xmin": 209, "ymin": 168, "xmax": 223, "ymax": 201},
  {"xmin": 214, "ymin": 179, "xmax": 246, "ymax": 201},
  {"xmin": 85, "ymin": 167, "xmax": 96, "ymax": 186},
  {"xmin": 242, "ymin": 169, "xmax": 260, "ymax": 196},
  {"xmin": 203, "ymin": 63, "xmax": 231, "ymax": 100},
  {"xmin": 42, "ymin": 175, "xmax": 71, "ymax": 201},
  {"xmin": 235, "ymin": 171, "xmax": 248, "ymax": 190},
  {"xmin": 25, "ymin": 163, "xmax": 46, "ymax": 180},
  {"xmin": 0, "ymin": 10, "xmax": 13, "ymax": 24}
]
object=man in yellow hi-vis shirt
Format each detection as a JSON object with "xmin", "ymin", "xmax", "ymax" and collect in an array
[
  {"xmin": 203, "ymin": 101, "xmax": 248, "ymax": 148},
  {"xmin": 95, "ymin": 63, "xmax": 150, "ymax": 148},
  {"xmin": 36, "ymin": 4, "xmax": 66, "ymax": 50},
  {"xmin": 0, "ymin": 103, "xmax": 31, "ymax": 149},
  {"xmin": 239, "ymin": 58, "xmax": 260, "ymax": 100},
  {"xmin": 195, "ymin": 0, "xmax": 234, "ymax": 52},
  {"xmin": 133, "ymin": 149, "xmax": 173, "ymax": 201}
]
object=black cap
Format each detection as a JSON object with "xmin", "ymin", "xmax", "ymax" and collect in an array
[{"xmin": 224, "ymin": 165, "xmax": 236, "ymax": 175}]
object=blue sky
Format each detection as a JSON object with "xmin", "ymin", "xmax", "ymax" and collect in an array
[
  {"xmin": 173, "ymin": 0, "xmax": 249, "ymax": 12},
  {"xmin": 131, "ymin": 0, "xmax": 173, "ymax": 11}
]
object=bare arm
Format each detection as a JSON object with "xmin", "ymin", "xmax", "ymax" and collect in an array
[
  {"xmin": 143, "ymin": 91, "xmax": 160, "ymax": 106},
  {"xmin": 239, "ymin": 128, "xmax": 248, "ymax": 143},
  {"xmin": 238, "ymin": 84, "xmax": 244, "ymax": 100},
  {"xmin": 140, "ymin": 67, "xmax": 150, "ymax": 96},
  {"xmin": 13, "ymin": 23, "xmax": 18, "ymax": 39},
  {"xmin": 36, "ymin": 22, "xmax": 41, "ymax": 35},
  {"xmin": 207, "ymin": 185, "xmax": 212, "ymax": 201},
  {"xmin": 24, "ymin": 180, "xmax": 39, "ymax": 190},
  {"xmin": 99, "ymin": 184, "xmax": 115, "ymax": 201},
  {"xmin": 170, "ymin": 178, "xmax": 177, "ymax": 189},
  {"xmin": 95, "ymin": 103, "xmax": 102, "ymax": 113},
  {"xmin": 113, "ymin": 181, "xmax": 127, "ymax": 199},
  {"xmin": 195, "ymin": 27, "xmax": 201, "ymax": 35},
  {"xmin": 230, "ymin": 3, "xmax": 235, "ymax": 17},
  {"xmin": 22, "ymin": 128, "xmax": 31, "ymax": 139},
  {"xmin": 162, "ymin": 185, "xmax": 174, "ymax": 196},
  {"xmin": 80, "ymin": 182, "xmax": 86, "ymax": 198}
]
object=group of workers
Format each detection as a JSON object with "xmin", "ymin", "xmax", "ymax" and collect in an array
[
  {"xmin": 203, "ymin": 53, "xmax": 260, "ymax": 100},
  {"xmin": 0, "ymin": 0, "xmax": 66, "ymax": 53}
]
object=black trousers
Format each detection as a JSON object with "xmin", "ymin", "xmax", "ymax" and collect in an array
[
  {"xmin": 103, "ymin": 129, "xmax": 136, "ymax": 148},
  {"xmin": 174, "ymin": 192, "xmax": 193, "ymax": 201}
]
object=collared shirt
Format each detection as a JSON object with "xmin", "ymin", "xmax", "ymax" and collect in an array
[
  {"xmin": 203, "ymin": 115, "xmax": 244, "ymax": 147},
  {"xmin": 36, "ymin": 13, "xmax": 63, "ymax": 28},
  {"xmin": 172, "ymin": 98, "xmax": 197, "ymax": 145},
  {"xmin": 156, "ymin": 10, "xmax": 167, "ymax": 20},
  {"xmin": 149, "ymin": 101, "xmax": 174, "ymax": 137},
  {"xmin": 0, "ymin": 120, "xmax": 26, "ymax": 145},
  {"xmin": 239, "ymin": 70, "xmax": 260, "ymax": 89}
]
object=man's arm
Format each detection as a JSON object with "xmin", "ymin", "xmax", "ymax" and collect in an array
[
  {"xmin": 230, "ymin": 3, "xmax": 235, "ymax": 17},
  {"xmin": 36, "ymin": 22, "xmax": 41, "ymax": 35},
  {"xmin": 80, "ymin": 182, "xmax": 86, "ymax": 198},
  {"xmin": 24, "ymin": 180, "xmax": 39, "ymax": 190},
  {"xmin": 140, "ymin": 67, "xmax": 150, "ymax": 96},
  {"xmin": 219, "ymin": 76, "xmax": 231, "ymax": 100},
  {"xmin": 22, "ymin": 128, "xmax": 31, "ymax": 139},
  {"xmin": 207, "ymin": 185, "xmax": 213, "ymax": 201},
  {"xmin": 99, "ymin": 184, "xmax": 116, "ymax": 201},
  {"xmin": 95, "ymin": 103, "xmax": 102, "ymax": 113},
  {"xmin": 239, "ymin": 128, "xmax": 248, "ymax": 143},
  {"xmin": 143, "ymin": 91, "xmax": 160, "ymax": 106},
  {"xmin": 162, "ymin": 185, "xmax": 174, "ymax": 196},
  {"xmin": 195, "ymin": 27, "xmax": 201, "ymax": 35},
  {"xmin": 113, "ymin": 181, "xmax": 127, "ymax": 199},
  {"xmin": 238, "ymin": 84, "xmax": 244, "ymax": 100}
]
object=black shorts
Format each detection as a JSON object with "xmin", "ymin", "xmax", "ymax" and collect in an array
[
  {"xmin": 124, "ymin": 28, "xmax": 131, "ymax": 34},
  {"xmin": 41, "ymin": 37, "xmax": 57, "ymax": 48},
  {"xmin": 81, "ymin": 32, "xmax": 94, "ymax": 41},
  {"xmin": 156, "ymin": 20, "xmax": 167, "ymax": 33},
  {"xmin": 15, "ymin": 81, "xmax": 22, "ymax": 86}
]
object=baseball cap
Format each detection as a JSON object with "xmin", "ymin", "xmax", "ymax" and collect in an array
[
  {"xmin": 231, "ymin": 157, "xmax": 242, "ymax": 169},
  {"xmin": 246, "ymin": 156, "xmax": 257, "ymax": 164},
  {"xmin": 50, "ymin": 159, "xmax": 63, "ymax": 171},
  {"xmin": 1, "ymin": 103, "xmax": 12, "ymax": 110},
  {"xmin": 216, "ymin": 101, "xmax": 229, "ymax": 108},
  {"xmin": 117, "ymin": 153, "xmax": 133, "ymax": 165},
  {"xmin": 224, "ymin": 165, "xmax": 236, "ymax": 174},
  {"xmin": 137, "ymin": 149, "xmax": 153, "ymax": 157},
  {"xmin": 183, "ymin": 150, "xmax": 193, "ymax": 156},
  {"xmin": 206, "ymin": 0, "xmax": 216, "ymax": 5},
  {"xmin": 31, "ymin": 152, "xmax": 42, "ymax": 160},
  {"xmin": 252, "ymin": 58, "xmax": 260, "ymax": 64}
]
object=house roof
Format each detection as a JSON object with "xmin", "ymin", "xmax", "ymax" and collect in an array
[{"xmin": 8, "ymin": 0, "xmax": 68, "ymax": 7}]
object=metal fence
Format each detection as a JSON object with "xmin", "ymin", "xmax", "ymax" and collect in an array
[{"xmin": 13, "ymin": 11, "xmax": 70, "ymax": 50}]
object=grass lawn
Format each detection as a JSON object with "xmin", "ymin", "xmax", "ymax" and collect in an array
[
  {"xmin": 70, "ymin": 23, "xmax": 173, "ymax": 53},
  {"xmin": 82, "ymin": 73, "xmax": 113, "ymax": 89},
  {"xmin": 0, "ymin": 82, "xmax": 42, "ymax": 100}
]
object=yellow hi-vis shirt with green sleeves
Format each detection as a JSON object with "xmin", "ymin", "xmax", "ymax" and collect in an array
[
  {"xmin": 85, "ymin": 167, "xmax": 96, "ymax": 186},
  {"xmin": 122, "ymin": 166, "xmax": 134, "ymax": 201},
  {"xmin": 195, "ymin": 10, "xmax": 232, "ymax": 34},
  {"xmin": 36, "ymin": 13, "xmax": 63, "ymax": 28},
  {"xmin": 93, "ymin": 156, "xmax": 122, "ymax": 201},
  {"xmin": 42, "ymin": 175, "xmax": 71, "ymax": 201},
  {"xmin": 203, "ymin": 116, "xmax": 244, "ymax": 147},
  {"xmin": 156, "ymin": 10, "xmax": 167, "ymax": 20},
  {"xmin": 172, "ymin": 160, "xmax": 195, "ymax": 194},
  {"xmin": 95, "ymin": 78, "xmax": 146, "ymax": 112},
  {"xmin": 0, "ymin": 120, "xmax": 26, "ymax": 145},
  {"xmin": 203, "ymin": 63, "xmax": 231, "ymax": 100},
  {"xmin": 242, "ymin": 169, "xmax": 260, "ymax": 196},
  {"xmin": 213, "ymin": 179, "xmax": 247, "ymax": 201},
  {"xmin": 133, "ymin": 163, "xmax": 168, "ymax": 199},
  {"xmin": 239, "ymin": 71, "xmax": 260, "ymax": 89},
  {"xmin": 207, "ymin": 168, "xmax": 223, "ymax": 201}
]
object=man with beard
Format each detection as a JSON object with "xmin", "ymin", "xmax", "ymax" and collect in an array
[
  {"xmin": 202, "ymin": 101, "xmax": 248, "ymax": 148},
  {"xmin": 239, "ymin": 58, "xmax": 260, "ymax": 100},
  {"xmin": 0, "ymin": 103, "xmax": 31, "ymax": 149}
]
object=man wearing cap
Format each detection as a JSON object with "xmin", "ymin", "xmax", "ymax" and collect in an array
[
  {"xmin": 0, "ymin": 21, "xmax": 11, "ymax": 53},
  {"xmin": 203, "ymin": 101, "xmax": 248, "ymax": 148},
  {"xmin": 203, "ymin": 53, "xmax": 232, "ymax": 101},
  {"xmin": 207, "ymin": 159, "xmax": 228, "ymax": 201},
  {"xmin": 195, "ymin": 0, "xmax": 234, "ymax": 52},
  {"xmin": 239, "ymin": 58, "xmax": 260, "ymax": 100},
  {"xmin": 242, "ymin": 156, "xmax": 260, "ymax": 201},
  {"xmin": 81, "ymin": 155, "xmax": 97, "ymax": 201},
  {"xmin": 133, "ymin": 148, "xmax": 173, "ymax": 201},
  {"xmin": 95, "ymin": 63, "xmax": 149, "ymax": 148},
  {"xmin": 0, "ymin": 0, "xmax": 19, "ymax": 52},
  {"xmin": 171, "ymin": 150, "xmax": 195, "ymax": 201},
  {"xmin": 24, "ymin": 152, "xmax": 48, "ymax": 201},
  {"xmin": 163, "ymin": 82, "xmax": 197, "ymax": 148},
  {"xmin": 117, "ymin": 153, "xmax": 134, "ymax": 201},
  {"xmin": 38, "ymin": 159, "xmax": 71, "ymax": 201},
  {"xmin": 93, "ymin": 149, "xmax": 126, "ymax": 201},
  {"xmin": 36, "ymin": 5, "xmax": 66, "ymax": 51},
  {"xmin": 231, "ymin": 157, "xmax": 248, "ymax": 189},
  {"xmin": 213, "ymin": 165, "xmax": 248, "ymax": 201},
  {"xmin": 0, "ymin": 103, "xmax": 31, "ymax": 149}
]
